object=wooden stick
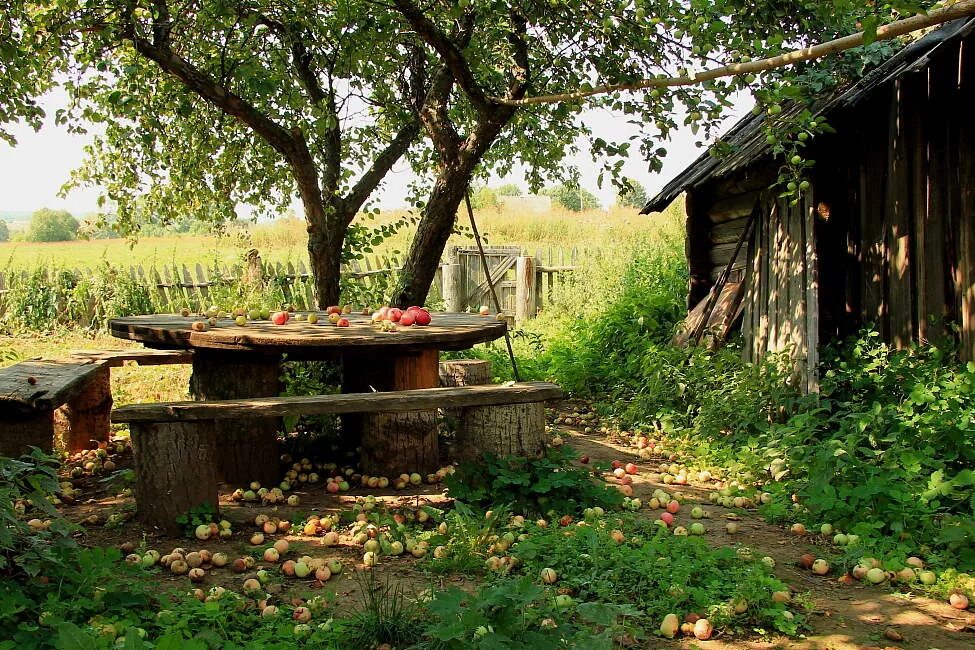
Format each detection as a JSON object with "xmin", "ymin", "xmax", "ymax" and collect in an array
[{"xmin": 491, "ymin": 1, "xmax": 975, "ymax": 106}]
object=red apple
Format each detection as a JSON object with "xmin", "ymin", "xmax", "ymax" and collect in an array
[
  {"xmin": 579, "ymin": 455, "xmax": 590, "ymax": 464},
  {"xmin": 611, "ymin": 460, "xmax": 623, "ymax": 470},
  {"xmin": 326, "ymin": 305, "xmax": 342, "ymax": 315},
  {"xmin": 336, "ymin": 318, "xmax": 350, "ymax": 327},
  {"xmin": 660, "ymin": 512, "xmax": 674, "ymax": 526},
  {"xmin": 625, "ymin": 463, "xmax": 638, "ymax": 475},
  {"xmin": 413, "ymin": 309, "xmax": 432, "ymax": 326},
  {"xmin": 271, "ymin": 311, "xmax": 289, "ymax": 325},
  {"xmin": 399, "ymin": 312, "xmax": 415, "ymax": 326},
  {"xmin": 387, "ymin": 308, "xmax": 403, "ymax": 322}
]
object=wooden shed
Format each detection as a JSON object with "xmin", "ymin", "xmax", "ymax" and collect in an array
[{"xmin": 642, "ymin": 19, "xmax": 975, "ymax": 392}]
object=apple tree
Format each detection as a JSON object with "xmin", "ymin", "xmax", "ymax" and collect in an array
[
  {"xmin": 2, "ymin": 1, "xmax": 433, "ymax": 307},
  {"xmin": 385, "ymin": 0, "xmax": 950, "ymax": 305}
]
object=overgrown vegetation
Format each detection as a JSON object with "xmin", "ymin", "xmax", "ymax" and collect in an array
[{"xmin": 503, "ymin": 218, "xmax": 975, "ymax": 570}]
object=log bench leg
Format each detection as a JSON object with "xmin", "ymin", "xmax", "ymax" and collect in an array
[
  {"xmin": 55, "ymin": 365, "xmax": 113, "ymax": 453},
  {"xmin": 189, "ymin": 350, "xmax": 281, "ymax": 486},
  {"xmin": 130, "ymin": 421, "xmax": 219, "ymax": 536},
  {"xmin": 453, "ymin": 402, "xmax": 546, "ymax": 464},
  {"xmin": 0, "ymin": 413, "xmax": 54, "ymax": 458},
  {"xmin": 439, "ymin": 359, "xmax": 491, "ymax": 431},
  {"xmin": 355, "ymin": 349, "xmax": 440, "ymax": 477}
]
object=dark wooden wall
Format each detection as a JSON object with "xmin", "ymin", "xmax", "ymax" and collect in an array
[{"xmin": 683, "ymin": 35, "xmax": 975, "ymax": 384}]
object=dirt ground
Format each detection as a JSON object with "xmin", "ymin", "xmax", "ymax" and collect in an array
[{"xmin": 60, "ymin": 401, "xmax": 975, "ymax": 649}]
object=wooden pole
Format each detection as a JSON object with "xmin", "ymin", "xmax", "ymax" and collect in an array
[
  {"xmin": 443, "ymin": 263, "xmax": 464, "ymax": 312},
  {"xmin": 515, "ymin": 256, "xmax": 537, "ymax": 322}
]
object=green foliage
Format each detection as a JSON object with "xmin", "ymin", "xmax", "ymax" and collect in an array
[
  {"xmin": 544, "ymin": 184, "xmax": 601, "ymax": 212},
  {"xmin": 445, "ymin": 447, "xmax": 624, "ymax": 517},
  {"xmin": 174, "ymin": 503, "xmax": 218, "ymax": 538},
  {"xmin": 739, "ymin": 336, "xmax": 975, "ymax": 567},
  {"xmin": 425, "ymin": 502, "xmax": 513, "ymax": 575},
  {"xmin": 418, "ymin": 576, "xmax": 632, "ymax": 649},
  {"xmin": 615, "ymin": 178, "xmax": 649, "ymax": 209},
  {"xmin": 0, "ymin": 449, "xmax": 76, "ymax": 576},
  {"xmin": 469, "ymin": 186, "xmax": 500, "ymax": 211},
  {"xmin": 26, "ymin": 208, "xmax": 79, "ymax": 242},
  {"xmin": 0, "ymin": 219, "xmax": 9, "ymax": 242},
  {"xmin": 512, "ymin": 517, "xmax": 801, "ymax": 636}
]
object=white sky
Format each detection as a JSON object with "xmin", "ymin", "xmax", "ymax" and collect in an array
[{"xmin": 0, "ymin": 90, "xmax": 751, "ymax": 217}]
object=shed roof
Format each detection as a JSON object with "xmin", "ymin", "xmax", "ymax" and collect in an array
[{"xmin": 641, "ymin": 18, "xmax": 975, "ymax": 214}]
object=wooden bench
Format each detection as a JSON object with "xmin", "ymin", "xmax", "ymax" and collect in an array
[
  {"xmin": 112, "ymin": 381, "xmax": 562, "ymax": 534},
  {"xmin": 0, "ymin": 349, "xmax": 192, "ymax": 457}
]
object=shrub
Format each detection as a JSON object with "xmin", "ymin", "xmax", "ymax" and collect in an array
[
  {"xmin": 0, "ymin": 219, "xmax": 9, "ymax": 242},
  {"xmin": 26, "ymin": 208, "xmax": 80, "ymax": 242},
  {"xmin": 544, "ymin": 183, "xmax": 600, "ymax": 212}
]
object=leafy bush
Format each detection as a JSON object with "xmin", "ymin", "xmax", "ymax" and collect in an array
[
  {"xmin": 544, "ymin": 183, "xmax": 600, "ymax": 212},
  {"xmin": 445, "ymin": 447, "xmax": 624, "ymax": 517},
  {"xmin": 26, "ymin": 208, "xmax": 79, "ymax": 242},
  {"xmin": 0, "ymin": 219, "xmax": 9, "ymax": 242}
]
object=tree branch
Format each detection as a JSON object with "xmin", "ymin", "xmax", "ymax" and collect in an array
[
  {"xmin": 392, "ymin": 0, "xmax": 491, "ymax": 114},
  {"xmin": 491, "ymin": 0, "xmax": 975, "ymax": 106},
  {"xmin": 344, "ymin": 120, "xmax": 422, "ymax": 225},
  {"xmin": 120, "ymin": 12, "xmax": 323, "ymax": 212}
]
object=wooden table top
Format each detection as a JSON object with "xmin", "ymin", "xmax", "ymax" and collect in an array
[{"xmin": 109, "ymin": 312, "xmax": 507, "ymax": 354}]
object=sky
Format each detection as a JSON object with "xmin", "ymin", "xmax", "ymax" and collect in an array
[{"xmin": 0, "ymin": 89, "xmax": 752, "ymax": 218}]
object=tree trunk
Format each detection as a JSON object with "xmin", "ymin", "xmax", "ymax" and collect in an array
[
  {"xmin": 358, "ymin": 348, "xmax": 441, "ymax": 476},
  {"xmin": 305, "ymin": 198, "xmax": 347, "ymax": 309},
  {"xmin": 189, "ymin": 350, "xmax": 281, "ymax": 486},
  {"xmin": 0, "ymin": 413, "xmax": 53, "ymax": 458},
  {"xmin": 54, "ymin": 366, "xmax": 113, "ymax": 453},
  {"xmin": 453, "ymin": 402, "xmax": 546, "ymax": 464},
  {"xmin": 130, "ymin": 421, "xmax": 219, "ymax": 536},
  {"xmin": 393, "ymin": 113, "xmax": 516, "ymax": 308}
]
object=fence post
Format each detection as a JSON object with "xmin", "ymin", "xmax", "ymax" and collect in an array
[
  {"xmin": 246, "ymin": 249, "xmax": 264, "ymax": 286},
  {"xmin": 515, "ymin": 255, "xmax": 537, "ymax": 323},
  {"xmin": 443, "ymin": 263, "xmax": 464, "ymax": 312}
]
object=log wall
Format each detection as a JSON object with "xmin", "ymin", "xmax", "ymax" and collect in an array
[{"xmin": 683, "ymin": 35, "xmax": 975, "ymax": 387}]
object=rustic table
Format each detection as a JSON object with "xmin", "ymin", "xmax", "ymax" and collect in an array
[{"xmin": 109, "ymin": 312, "xmax": 506, "ymax": 483}]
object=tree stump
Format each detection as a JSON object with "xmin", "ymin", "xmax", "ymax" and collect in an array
[
  {"xmin": 439, "ymin": 359, "xmax": 492, "ymax": 387},
  {"xmin": 189, "ymin": 350, "xmax": 281, "ymax": 486},
  {"xmin": 129, "ymin": 421, "xmax": 219, "ymax": 536},
  {"xmin": 358, "ymin": 349, "xmax": 440, "ymax": 476},
  {"xmin": 0, "ymin": 413, "xmax": 54, "ymax": 458},
  {"xmin": 439, "ymin": 359, "xmax": 491, "ymax": 432},
  {"xmin": 54, "ymin": 366, "xmax": 113, "ymax": 453},
  {"xmin": 453, "ymin": 402, "xmax": 546, "ymax": 464}
]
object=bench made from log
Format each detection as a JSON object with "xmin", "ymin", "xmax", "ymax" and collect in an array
[
  {"xmin": 112, "ymin": 381, "xmax": 562, "ymax": 534},
  {"xmin": 0, "ymin": 348, "xmax": 193, "ymax": 458}
]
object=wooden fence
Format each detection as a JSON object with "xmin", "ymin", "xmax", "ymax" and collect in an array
[{"xmin": 0, "ymin": 246, "xmax": 577, "ymax": 322}]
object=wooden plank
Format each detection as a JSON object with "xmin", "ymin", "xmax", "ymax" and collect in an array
[
  {"xmin": 804, "ymin": 194, "xmax": 820, "ymax": 393},
  {"xmin": 69, "ymin": 349, "xmax": 194, "ymax": 368},
  {"xmin": 709, "ymin": 241, "xmax": 749, "ymax": 267},
  {"xmin": 709, "ymin": 216, "xmax": 750, "ymax": 245},
  {"xmin": 0, "ymin": 359, "xmax": 106, "ymax": 415},
  {"xmin": 860, "ymin": 92, "xmax": 890, "ymax": 339},
  {"xmin": 958, "ymin": 40, "xmax": 975, "ymax": 360},
  {"xmin": 886, "ymin": 78, "xmax": 914, "ymax": 347},
  {"xmin": 918, "ymin": 65, "xmax": 947, "ymax": 343},
  {"xmin": 707, "ymin": 193, "xmax": 759, "ymax": 223},
  {"xmin": 113, "ymin": 381, "xmax": 563, "ymax": 423},
  {"xmin": 109, "ymin": 312, "xmax": 507, "ymax": 353}
]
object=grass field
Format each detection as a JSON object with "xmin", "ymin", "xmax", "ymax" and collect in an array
[{"xmin": 0, "ymin": 204, "xmax": 675, "ymax": 271}]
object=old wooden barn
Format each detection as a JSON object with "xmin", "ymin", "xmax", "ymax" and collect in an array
[{"xmin": 642, "ymin": 19, "xmax": 975, "ymax": 391}]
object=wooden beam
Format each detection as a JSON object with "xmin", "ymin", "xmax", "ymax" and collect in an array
[
  {"xmin": 69, "ymin": 349, "xmax": 194, "ymax": 368},
  {"xmin": 113, "ymin": 381, "xmax": 563, "ymax": 423}
]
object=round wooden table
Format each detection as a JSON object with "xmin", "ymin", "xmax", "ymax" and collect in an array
[{"xmin": 110, "ymin": 312, "xmax": 506, "ymax": 482}]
